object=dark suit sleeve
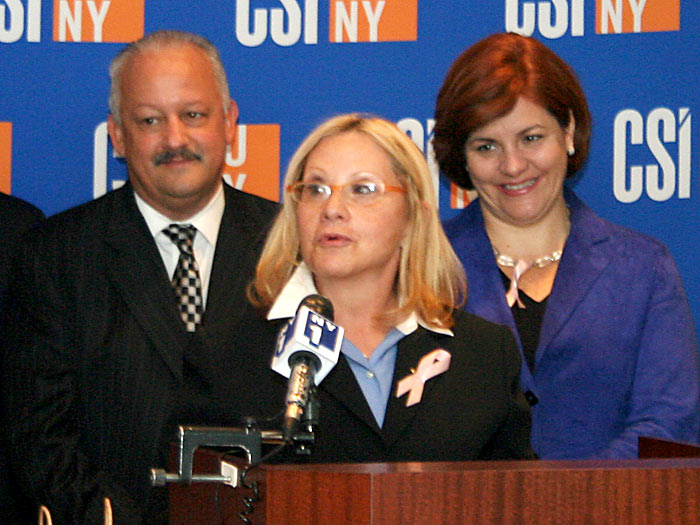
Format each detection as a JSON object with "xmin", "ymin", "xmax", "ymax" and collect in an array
[
  {"xmin": 0, "ymin": 193, "xmax": 44, "ymax": 311},
  {"xmin": 479, "ymin": 327, "xmax": 537, "ymax": 460},
  {"xmin": 2, "ymin": 230, "xmax": 144, "ymax": 524},
  {"xmin": 0, "ymin": 195, "xmax": 45, "ymax": 523}
]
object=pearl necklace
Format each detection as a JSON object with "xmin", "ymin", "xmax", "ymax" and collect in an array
[
  {"xmin": 494, "ymin": 246, "xmax": 562, "ymax": 308},
  {"xmin": 493, "ymin": 247, "xmax": 562, "ymax": 269}
]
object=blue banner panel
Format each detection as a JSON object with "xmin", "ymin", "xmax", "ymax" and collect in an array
[{"xmin": 1, "ymin": 0, "xmax": 698, "ymax": 336}]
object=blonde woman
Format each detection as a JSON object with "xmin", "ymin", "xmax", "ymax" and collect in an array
[{"xmin": 250, "ymin": 114, "xmax": 535, "ymax": 462}]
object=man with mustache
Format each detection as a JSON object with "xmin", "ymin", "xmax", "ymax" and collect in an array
[{"xmin": 3, "ymin": 30, "xmax": 278, "ymax": 523}]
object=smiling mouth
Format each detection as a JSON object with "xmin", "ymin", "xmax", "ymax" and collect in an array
[{"xmin": 502, "ymin": 179, "xmax": 536, "ymax": 191}]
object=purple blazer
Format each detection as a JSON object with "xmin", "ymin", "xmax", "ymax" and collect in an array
[{"xmin": 444, "ymin": 188, "xmax": 700, "ymax": 459}]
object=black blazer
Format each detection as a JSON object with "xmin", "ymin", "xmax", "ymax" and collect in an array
[
  {"xmin": 2, "ymin": 183, "xmax": 278, "ymax": 523},
  {"xmin": 0, "ymin": 192, "xmax": 44, "ymax": 314},
  {"xmin": 0, "ymin": 193, "xmax": 44, "ymax": 525},
  {"xmin": 267, "ymin": 309, "xmax": 535, "ymax": 464}
]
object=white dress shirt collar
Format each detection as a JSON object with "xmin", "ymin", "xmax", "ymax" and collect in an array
[
  {"xmin": 134, "ymin": 184, "xmax": 224, "ymax": 306},
  {"xmin": 134, "ymin": 184, "xmax": 224, "ymax": 246}
]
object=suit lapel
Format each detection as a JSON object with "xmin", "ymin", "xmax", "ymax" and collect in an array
[
  {"xmin": 199, "ymin": 185, "xmax": 259, "ymax": 341},
  {"xmin": 320, "ymin": 329, "xmax": 453, "ymax": 443},
  {"xmin": 536, "ymin": 194, "xmax": 612, "ymax": 359},
  {"xmin": 321, "ymin": 355, "xmax": 381, "ymax": 433},
  {"xmin": 382, "ymin": 328, "xmax": 445, "ymax": 449},
  {"xmin": 448, "ymin": 203, "xmax": 520, "ymax": 332},
  {"xmin": 450, "ymin": 193, "xmax": 615, "ymax": 390},
  {"xmin": 449, "ymin": 204, "xmax": 534, "ymax": 389},
  {"xmin": 102, "ymin": 186, "xmax": 186, "ymax": 382}
]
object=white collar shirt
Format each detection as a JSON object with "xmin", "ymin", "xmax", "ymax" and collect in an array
[
  {"xmin": 135, "ymin": 183, "xmax": 224, "ymax": 307},
  {"xmin": 267, "ymin": 263, "xmax": 453, "ymax": 427}
]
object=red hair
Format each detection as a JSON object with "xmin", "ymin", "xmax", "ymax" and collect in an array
[{"xmin": 433, "ymin": 33, "xmax": 591, "ymax": 189}]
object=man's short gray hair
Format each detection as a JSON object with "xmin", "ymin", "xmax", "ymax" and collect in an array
[{"xmin": 108, "ymin": 30, "xmax": 231, "ymax": 126}]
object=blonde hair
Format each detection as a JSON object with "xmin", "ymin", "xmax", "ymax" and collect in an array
[{"xmin": 249, "ymin": 114, "xmax": 466, "ymax": 329}]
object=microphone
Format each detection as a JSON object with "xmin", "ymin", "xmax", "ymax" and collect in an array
[{"xmin": 271, "ymin": 294, "xmax": 344, "ymax": 442}]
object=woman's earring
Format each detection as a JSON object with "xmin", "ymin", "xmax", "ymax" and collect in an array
[{"xmin": 567, "ymin": 147, "xmax": 575, "ymax": 157}]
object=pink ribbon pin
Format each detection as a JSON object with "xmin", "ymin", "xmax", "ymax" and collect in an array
[
  {"xmin": 505, "ymin": 259, "xmax": 531, "ymax": 308},
  {"xmin": 396, "ymin": 349, "xmax": 451, "ymax": 407}
]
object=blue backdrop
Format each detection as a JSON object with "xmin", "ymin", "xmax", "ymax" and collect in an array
[{"xmin": 1, "ymin": 0, "xmax": 699, "ymax": 335}]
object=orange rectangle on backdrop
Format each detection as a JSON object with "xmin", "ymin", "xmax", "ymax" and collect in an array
[
  {"xmin": 596, "ymin": 0, "xmax": 680, "ymax": 33},
  {"xmin": 330, "ymin": 0, "xmax": 418, "ymax": 43},
  {"xmin": 376, "ymin": 0, "xmax": 417, "ymax": 41},
  {"xmin": 0, "ymin": 123, "xmax": 11, "ymax": 194},
  {"xmin": 102, "ymin": 0, "xmax": 145, "ymax": 42},
  {"xmin": 450, "ymin": 184, "xmax": 476, "ymax": 210},
  {"xmin": 223, "ymin": 124, "xmax": 280, "ymax": 203},
  {"xmin": 53, "ymin": 0, "xmax": 144, "ymax": 42},
  {"xmin": 638, "ymin": 0, "xmax": 680, "ymax": 32}
]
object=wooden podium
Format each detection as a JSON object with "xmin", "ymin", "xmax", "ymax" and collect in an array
[
  {"xmin": 639, "ymin": 436, "xmax": 700, "ymax": 459},
  {"xmin": 169, "ymin": 452, "xmax": 700, "ymax": 524}
]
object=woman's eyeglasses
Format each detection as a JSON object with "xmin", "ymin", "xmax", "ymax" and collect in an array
[{"xmin": 286, "ymin": 181, "xmax": 406, "ymax": 205}]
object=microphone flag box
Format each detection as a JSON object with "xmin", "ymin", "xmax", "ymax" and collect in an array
[{"xmin": 272, "ymin": 305, "xmax": 344, "ymax": 383}]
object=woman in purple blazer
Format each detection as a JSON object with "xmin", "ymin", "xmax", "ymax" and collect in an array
[{"xmin": 433, "ymin": 33, "xmax": 700, "ymax": 459}]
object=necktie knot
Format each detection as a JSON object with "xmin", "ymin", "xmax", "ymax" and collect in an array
[{"xmin": 163, "ymin": 224, "xmax": 196, "ymax": 256}]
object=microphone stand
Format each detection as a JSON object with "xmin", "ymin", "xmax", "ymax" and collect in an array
[
  {"xmin": 150, "ymin": 406, "xmax": 316, "ymax": 488},
  {"xmin": 294, "ymin": 385, "xmax": 318, "ymax": 455}
]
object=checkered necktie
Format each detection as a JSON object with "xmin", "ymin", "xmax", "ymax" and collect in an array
[{"xmin": 163, "ymin": 224, "xmax": 203, "ymax": 332}]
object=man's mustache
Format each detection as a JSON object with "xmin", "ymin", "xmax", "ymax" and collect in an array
[{"xmin": 153, "ymin": 148, "xmax": 202, "ymax": 166}]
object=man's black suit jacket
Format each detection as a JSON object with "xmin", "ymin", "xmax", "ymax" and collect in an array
[
  {"xmin": 0, "ymin": 192, "xmax": 44, "ymax": 525},
  {"xmin": 0, "ymin": 192, "xmax": 44, "ymax": 312},
  {"xmin": 2, "ymin": 183, "xmax": 279, "ymax": 523}
]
